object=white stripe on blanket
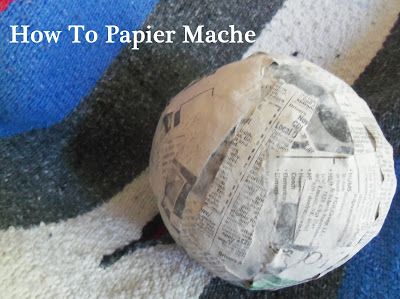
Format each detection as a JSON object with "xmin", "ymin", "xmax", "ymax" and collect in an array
[
  {"xmin": 244, "ymin": 0, "xmax": 400, "ymax": 84},
  {"xmin": 0, "ymin": 171, "xmax": 211, "ymax": 298}
]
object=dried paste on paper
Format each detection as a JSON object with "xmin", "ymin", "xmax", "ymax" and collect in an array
[{"xmin": 149, "ymin": 53, "xmax": 397, "ymax": 290}]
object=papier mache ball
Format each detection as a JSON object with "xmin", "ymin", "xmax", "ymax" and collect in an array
[{"xmin": 149, "ymin": 53, "xmax": 396, "ymax": 290}]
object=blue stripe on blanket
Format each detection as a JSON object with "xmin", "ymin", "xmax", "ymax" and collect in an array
[
  {"xmin": 0, "ymin": 0, "xmax": 157, "ymax": 137},
  {"xmin": 339, "ymin": 159, "xmax": 399, "ymax": 299}
]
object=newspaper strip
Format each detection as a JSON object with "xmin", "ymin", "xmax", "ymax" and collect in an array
[{"xmin": 192, "ymin": 81, "xmax": 317, "ymax": 263}]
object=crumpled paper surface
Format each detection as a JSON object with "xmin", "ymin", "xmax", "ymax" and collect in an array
[{"xmin": 149, "ymin": 53, "xmax": 397, "ymax": 290}]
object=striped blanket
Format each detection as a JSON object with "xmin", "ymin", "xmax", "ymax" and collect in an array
[{"xmin": 1, "ymin": 0, "xmax": 399, "ymax": 298}]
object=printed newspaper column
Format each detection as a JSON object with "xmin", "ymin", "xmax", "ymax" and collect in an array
[{"xmin": 193, "ymin": 81, "xmax": 317, "ymax": 267}]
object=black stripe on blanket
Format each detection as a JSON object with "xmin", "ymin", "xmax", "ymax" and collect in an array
[
  {"xmin": 352, "ymin": 15, "xmax": 400, "ymax": 158},
  {"xmin": 0, "ymin": 0, "xmax": 284, "ymax": 228},
  {"xmin": 200, "ymin": 271, "xmax": 343, "ymax": 299}
]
